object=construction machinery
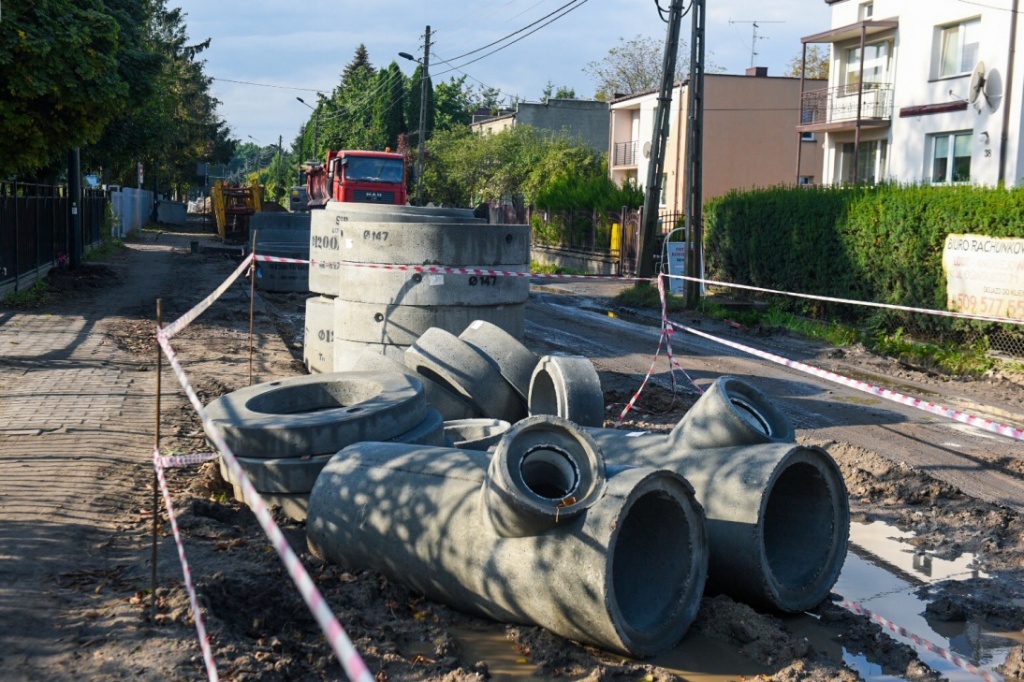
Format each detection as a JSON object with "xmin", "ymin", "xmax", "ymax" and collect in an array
[{"xmin": 210, "ymin": 179, "xmax": 264, "ymax": 242}]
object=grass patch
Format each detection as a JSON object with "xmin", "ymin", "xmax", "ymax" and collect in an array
[
  {"xmin": 3, "ymin": 279, "xmax": 52, "ymax": 308},
  {"xmin": 529, "ymin": 261, "xmax": 590, "ymax": 276},
  {"xmin": 868, "ymin": 329, "xmax": 995, "ymax": 376},
  {"xmin": 86, "ymin": 236, "xmax": 126, "ymax": 262},
  {"xmin": 614, "ymin": 283, "xmax": 688, "ymax": 312},
  {"xmin": 613, "ymin": 288, "xmax": 1010, "ymax": 378}
]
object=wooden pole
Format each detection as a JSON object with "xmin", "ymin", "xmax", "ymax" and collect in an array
[
  {"xmin": 151, "ymin": 298, "xmax": 162, "ymax": 614},
  {"xmin": 249, "ymin": 231, "xmax": 257, "ymax": 386}
]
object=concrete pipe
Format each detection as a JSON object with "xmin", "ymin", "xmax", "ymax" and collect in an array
[
  {"xmin": 352, "ymin": 349, "xmax": 481, "ymax": 421},
  {"xmin": 405, "ymin": 328, "xmax": 526, "ymax": 423},
  {"xmin": 303, "ymin": 295, "xmax": 334, "ymax": 373},
  {"xmin": 307, "ymin": 441, "xmax": 708, "ymax": 657},
  {"xmin": 332, "ymin": 339, "xmax": 409, "ymax": 374},
  {"xmin": 204, "ymin": 371, "xmax": 426, "ymax": 459},
  {"xmin": 332, "ymin": 299, "xmax": 526, "ymax": 347},
  {"xmin": 443, "ymin": 418, "xmax": 511, "ymax": 450},
  {"xmin": 334, "ymin": 265, "xmax": 530, "ymax": 307},
  {"xmin": 308, "ymin": 216, "xmax": 530, "ymax": 295},
  {"xmin": 323, "ymin": 201, "xmax": 481, "ymax": 222},
  {"xmin": 584, "ymin": 380, "xmax": 848, "ymax": 612},
  {"xmin": 675, "ymin": 376, "xmax": 794, "ymax": 449},
  {"xmin": 250, "ymin": 212, "xmax": 312, "ymax": 231},
  {"xmin": 459, "ymin": 319, "xmax": 539, "ymax": 401},
  {"xmin": 528, "ymin": 354, "xmax": 605, "ymax": 427},
  {"xmin": 484, "ymin": 415, "xmax": 606, "ymax": 538}
]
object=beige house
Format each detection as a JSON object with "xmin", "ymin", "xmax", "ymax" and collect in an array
[{"xmin": 609, "ymin": 68, "xmax": 826, "ymax": 214}]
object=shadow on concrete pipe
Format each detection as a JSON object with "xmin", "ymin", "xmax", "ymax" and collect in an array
[
  {"xmin": 586, "ymin": 376, "xmax": 849, "ymax": 613},
  {"xmin": 306, "ymin": 416, "xmax": 708, "ymax": 657}
]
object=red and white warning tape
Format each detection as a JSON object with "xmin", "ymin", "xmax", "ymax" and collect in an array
[
  {"xmin": 155, "ymin": 331, "xmax": 374, "ymax": 682},
  {"xmin": 662, "ymin": 317, "xmax": 1024, "ymax": 441},
  {"xmin": 162, "ymin": 254, "xmax": 254, "ymax": 340},
  {"xmin": 153, "ymin": 449, "xmax": 219, "ymax": 681},
  {"xmin": 663, "ymin": 273, "xmax": 1024, "ymax": 326},
  {"xmin": 841, "ymin": 599, "xmax": 1005, "ymax": 682},
  {"xmin": 156, "ymin": 452, "xmax": 221, "ymax": 468},
  {"xmin": 254, "ymin": 254, "xmax": 650, "ymax": 281}
]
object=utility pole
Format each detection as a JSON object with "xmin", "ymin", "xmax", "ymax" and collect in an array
[
  {"xmin": 416, "ymin": 25, "xmax": 431, "ymax": 206},
  {"xmin": 637, "ymin": 0, "xmax": 686, "ymax": 281},
  {"xmin": 728, "ymin": 19, "xmax": 784, "ymax": 68},
  {"xmin": 684, "ymin": 0, "xmax": 707, "ymax": 308}
]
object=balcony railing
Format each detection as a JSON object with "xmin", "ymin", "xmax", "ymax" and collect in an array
[
  {"xmin": 613, "ymin": 140, "xmax": 639, "ymax": 166},
  {"xmin": 800, "ymin": 83, "xmax": 894, "ymax": 127}
]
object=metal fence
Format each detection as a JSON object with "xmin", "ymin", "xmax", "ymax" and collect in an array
[{"xmin": 0, "ymin": 181, "xmax": 107, "ymax": 295}]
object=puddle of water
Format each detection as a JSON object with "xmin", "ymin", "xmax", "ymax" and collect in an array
[
  {"xmin": 837, "ymin": 520, "xmax": 1017, "ymax": 682},
  {"xmin": 404, "ymin": 519, "xmax": 1019, "ymax": 682}
]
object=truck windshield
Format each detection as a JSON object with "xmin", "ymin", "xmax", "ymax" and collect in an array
[{"xmin": 343, "ymin": 157, "xmax": 404, "ymax": 184}]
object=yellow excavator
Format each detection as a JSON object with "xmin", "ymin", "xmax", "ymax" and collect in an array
[{"xmin": 210, "ymin": 179, "xmax": 264, "ymax": 242}]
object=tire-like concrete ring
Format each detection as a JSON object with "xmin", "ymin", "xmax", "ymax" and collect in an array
[
  {"xmin": 217, "ymin": 408, "xmax": 445, "ymax": 494},
  {"xmin": 205, "ymin": 371, "xmax": 426, "ymax": 459},
  {"xmin": 405, "ymin": 328, "xmax": 525, "ymax": 422},
  {"xmin": 354, "ymin": 349, "xmax": 481, "ymax": 420},
  {"xmin": 528, "ymin": 355, "xmax": 604, "ymax": 427},
  {"xmin": 459, "ymin": 319, "xmax": 538, "ymax": 401},
  {"xmin": 444, "ymin": 418, "xmax": 511, "ymax": 451},
  {"xmin": 485, "ymin": 415, "xmax": 606, "ymax": 537},
  {"xmin": 673, "ymin": 376, "xmax": 794, "ymax": 449}
]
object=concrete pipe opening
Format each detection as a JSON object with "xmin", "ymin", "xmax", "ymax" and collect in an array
[
  {"xmin": 246, "ymin": 380, "xmax": 381, "ymax": 415},
  {"xmin": 762, "ymin": 459, "xmax": 845, "ymax": 606},
  {"xmin": 486, "ymin": 415, "xmax": 606, "ymax": 537},
  {"xmin": 519, "ymin": 445, "xmax": 579, "ymax": 500},
  {"xmin": 675, "ymin": 377, "xmax": 795, "ymax": 449},
  {"xmin": 613, "ymin": 488, "xmax": 700, "ymax": 639}
]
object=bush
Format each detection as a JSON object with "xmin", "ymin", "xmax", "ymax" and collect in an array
[{"xmin": 705, "ymin": 184, "xmax": 1024, "ymax": 338}]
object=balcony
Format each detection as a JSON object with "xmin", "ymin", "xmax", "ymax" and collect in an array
[
  {"xmin": 799, "ymin": 83, "xmax": 894, "ymax": 132},
  {"xmin": 613, "ymin": 140, "xmax": 639, "ymax": 167}
]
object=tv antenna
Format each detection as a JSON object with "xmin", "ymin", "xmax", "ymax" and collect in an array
[{"xmin": 729, "ymin": 19, "xmax": 785, "ymax": 68}]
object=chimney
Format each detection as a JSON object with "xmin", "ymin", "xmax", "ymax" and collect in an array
[{"xmin": 746, "ymin": 66, "xmax": 768, "ymax": 77}]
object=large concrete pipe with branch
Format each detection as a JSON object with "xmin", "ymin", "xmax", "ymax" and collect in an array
[
  {"xmin": 585, "ymin": 376, "xmax": 849, "ymax": 612},
  {"xmin": 307, "ymin": 416, "xmax": 708, "ymax": 657}
]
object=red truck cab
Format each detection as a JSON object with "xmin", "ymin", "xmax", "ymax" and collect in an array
[{"xmin": 306, "ymin": 150, "xmax": 407, "ymax": 209}]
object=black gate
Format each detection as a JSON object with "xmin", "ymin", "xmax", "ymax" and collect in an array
[{"xmin": 0, "ymin": 182, "xmax": 107, "ymax": 294}]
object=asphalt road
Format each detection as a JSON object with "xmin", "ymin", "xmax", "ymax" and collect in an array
[{"xmin": 525, "ymin": 289, "xmax": 1024, "ymax": 514}]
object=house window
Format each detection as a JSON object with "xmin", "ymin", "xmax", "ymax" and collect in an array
[
  {"xmin": 930, "ymin": 131, "xmax": 972, "ymax": 183},
  {"xmin": 801, "ymin": 131, "xmax": 817, "ymax": 142},
  {"xmin": 938, "ymin": 19, "xmax": 980, "ymax": 78},
  {"xmin": 844, "ymin": 41, "xmax": 890, "ymax": 91},
  {"xmin": 839, "ymin": 140, "xmax": 887, "ymax": 184},
  {"xmin": 798, "ymin": 175, "xmax": 815, "ymax": 185},
  {"xmin": 860, "ymin": 2, "xmax": 874, "ymax": 20}
]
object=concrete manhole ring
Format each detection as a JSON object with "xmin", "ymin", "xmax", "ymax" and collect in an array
[{"xmin": 205, "ymin": 371, "xmax": 427, "ymax": 459}]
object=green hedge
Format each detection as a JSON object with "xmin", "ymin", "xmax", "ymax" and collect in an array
[{"xmin": 704, "ymin": 184, "xmax": 1024, "ymax": 332}]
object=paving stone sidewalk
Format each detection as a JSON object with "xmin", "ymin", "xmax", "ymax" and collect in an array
[{"xmin": 0, "ymin": 231, "xmax": 288, "ymax": 678}]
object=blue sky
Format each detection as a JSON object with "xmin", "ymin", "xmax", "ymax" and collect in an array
[{"xmin": 171, "ymin": 0, "xmax": 833, "ymax": 149}]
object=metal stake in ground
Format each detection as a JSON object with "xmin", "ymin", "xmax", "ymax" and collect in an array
[
  {"xmin": 249, "ymin": 230, "xmax": 258, "ymax": 386},
  {"xmin": 152, "ymin": 298, "xmax": 163, "ymax": 614}
]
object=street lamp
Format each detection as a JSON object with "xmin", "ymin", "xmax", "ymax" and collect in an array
[
  {"xmin": 296, "ymin": 97, "xmax": 320, "ymax": 162},
  {"xmin": 400, "ymin": 25, "xmax": 431, "ymax": 205}
]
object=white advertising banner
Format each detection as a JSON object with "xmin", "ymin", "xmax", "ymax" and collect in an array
[{"xmin": 942, "ymin": 234, "xmax": 1024, "ymax": 320}]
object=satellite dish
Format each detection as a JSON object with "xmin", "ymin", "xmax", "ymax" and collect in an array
[
  {"xmin": 642, "ymin": 141, "xmax": 652, "ymax": 158},
  {"xmin": 968, "ymin": 61, "xmax": 987, "ymax": 105}
]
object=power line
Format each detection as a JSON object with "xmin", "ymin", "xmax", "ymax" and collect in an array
[
  {"xmin": 440, "ymin": 0, "xmax": 587, "ymax": 64},
  {"xmin": 954, "ymin": 0, "xmax": 1018, "ymax": 11},
  {"xmin": 211, "ymin": 77, "xmax": 326, "ymax": 93},
  {"xmin": 435, "ymin": 0, "xmax": 593, "ymax": 75}
]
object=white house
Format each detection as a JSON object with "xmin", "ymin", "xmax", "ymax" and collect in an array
[{"xmin": 798, "ymin": 0, "xmax": 1024, "ymax": 186}]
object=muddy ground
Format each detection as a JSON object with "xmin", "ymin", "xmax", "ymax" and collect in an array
[{"xmin": 15, "ymin": 232, "xmax": 1024, "ymax": 682}]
